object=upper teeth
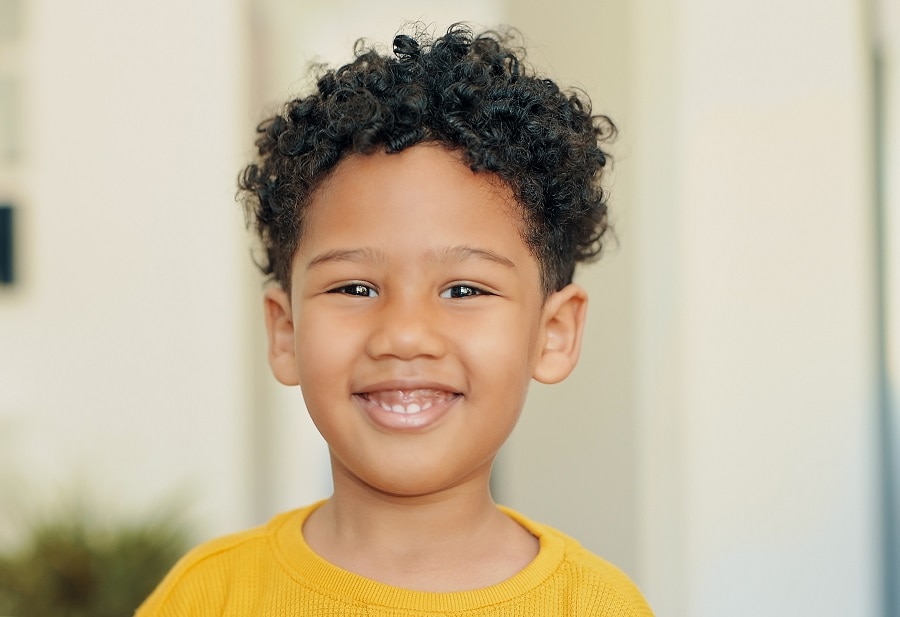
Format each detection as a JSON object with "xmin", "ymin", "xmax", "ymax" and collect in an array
[
  {"xmin": 363, "ymin": 388, "xmax": 454, "ymax": 413},
  {"xmin": 382, "ymin": 401, "xmax": 432, "ymax": 414}
]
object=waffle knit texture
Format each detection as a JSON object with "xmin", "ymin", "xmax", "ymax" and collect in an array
[{"xmin": 136, "ymin": 502, "xmax": 654, "ymax": 616}]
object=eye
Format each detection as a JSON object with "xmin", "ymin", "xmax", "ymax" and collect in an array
[
  {"xmin": 327, "ymin": 283, "xmax": 378, "ymax": 298},
  {"xmin": 440, "ymin": 284, "xmax": 489, "ymax": 299}
]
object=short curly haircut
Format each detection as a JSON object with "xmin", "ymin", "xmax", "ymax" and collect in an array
[{"xmin": 238, "ymin": 23, "xmax": 615, "ymax": 295}]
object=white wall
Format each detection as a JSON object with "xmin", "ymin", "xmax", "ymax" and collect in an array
[
  {"xmin": 0, "ymin": 0, "xmax": 250, "ymax": 541},
  {"xmin": 631, "ymin": 1, "xmax": 882, "ymax": 615}
]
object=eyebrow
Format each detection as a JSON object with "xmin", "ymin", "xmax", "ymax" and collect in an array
[
  {"xmin": 437, "ymin": 245, "xmax": 517, "ymax": 270},
  {"xmin": 305, "ymin": 245, "xmax": 516, "ymax": 270},
  {"xmin": 305, "ymin": 247, "xmax": 387, "ymax": 270}
]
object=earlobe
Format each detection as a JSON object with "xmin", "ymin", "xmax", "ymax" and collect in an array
[
  {"xmin": 532, "ymin": 284, "xmax": 588, "ymax": 384},
  {"xmin": 263, "ymin": 287, "xmax": 300, "ymax": 386}
]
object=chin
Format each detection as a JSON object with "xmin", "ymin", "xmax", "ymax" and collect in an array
[{"xmin": 353, "ymin": 467, "xmax": 476, "ymax": 500}]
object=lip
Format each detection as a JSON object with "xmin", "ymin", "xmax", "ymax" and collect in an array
[{"xmin": 353, "ymin": 380, "xmax": 462, "ymax": 431}]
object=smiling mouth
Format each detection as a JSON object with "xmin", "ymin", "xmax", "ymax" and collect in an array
[{"xmin": 358, "ymin": 389, "xmax": 460, "ymax": 414}]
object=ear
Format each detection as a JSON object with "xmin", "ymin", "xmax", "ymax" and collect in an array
[
  {"xmin": 263, "ymin": 287, "xmax": 300, "ymax": 386},
  {"xmin": 532, "ymin": 284, "xmax": 588, "ymax": 384}
]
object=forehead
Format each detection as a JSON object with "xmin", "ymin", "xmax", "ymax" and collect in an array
[{"xmin": 298, "ymin": 145, "xmax": 531, "ymax": 260}]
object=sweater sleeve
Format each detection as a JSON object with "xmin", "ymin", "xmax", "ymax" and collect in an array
[
  {"xmin": 135, "ymin": 545, "xmax": 231, "ymax": 617},
  {"xmin": 567, "ymin": 542, "xmax": 655, "ymax": 616},
  {"xmin": 134, "ymin": 527, "xmax": 273, "ymax": 617}
]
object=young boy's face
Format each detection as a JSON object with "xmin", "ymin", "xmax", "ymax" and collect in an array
[{"xmin": 264, "ymin": 144, "xmax": 587, "ymax": 498}]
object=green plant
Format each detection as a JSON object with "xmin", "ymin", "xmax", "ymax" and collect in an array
[{"xmin": 0, "ymin": 507, "xmax": 189, "ymax": 617}]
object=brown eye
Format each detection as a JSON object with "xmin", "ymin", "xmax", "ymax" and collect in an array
[
  {"xmin": 328, "ymin": 283, "xmax": 378, "ymax": 297},
  {"xmin": 440, "ymin": 285, "xmax": 486, "ymax": 299}
]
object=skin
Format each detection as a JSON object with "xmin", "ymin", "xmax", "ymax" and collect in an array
[{"xmin": 264, "ymin": 144, "xmax": 588, "ymax": 592}]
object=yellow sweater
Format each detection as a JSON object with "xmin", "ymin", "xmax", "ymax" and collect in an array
[{"xmin": 137, "ymin": 502, "xmax": 653, "ymax": 616}]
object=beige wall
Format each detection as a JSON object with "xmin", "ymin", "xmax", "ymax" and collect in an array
[{"xmin": 498, "ymin": 0, "xmax": 640, "ymax": 577}]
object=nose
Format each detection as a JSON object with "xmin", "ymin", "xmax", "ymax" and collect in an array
[{"xmin": 364, "ymin": 293, "xmax": 447, "ymax": 361}]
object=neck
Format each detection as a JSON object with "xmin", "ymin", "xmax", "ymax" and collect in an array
[
  {"xmin": 323, "ymin": 460, "xmax": 500, "ymax": 552},
  {"xmin": 302, "ymin": 459, "xmax": 538, "ymax": 591}
]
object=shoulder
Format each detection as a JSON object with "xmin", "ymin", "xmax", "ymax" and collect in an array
[
  {"xmin": 135, "ymin": 508, "xmax": 306, "ymax": 616},
  {"xmin": 557, "ymin": 537, "xmax": 654, "ymax": 616},
  {"xmin": 501, "ymin": 507, "xmax": 655, "ymax": 616}
]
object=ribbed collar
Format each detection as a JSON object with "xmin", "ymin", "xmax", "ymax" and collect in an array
[{"xmin": 269, "ymin": 501, "xmax": 567, "ymax": 612}]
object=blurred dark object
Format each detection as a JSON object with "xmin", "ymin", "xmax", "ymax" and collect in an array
[
  {"xmin": 0, "ymin": 204, "xmax": 12, "ymax": 284},
  {"xmin": 0, "ymin": 506, "xmax": 189, "ymax": 617}
]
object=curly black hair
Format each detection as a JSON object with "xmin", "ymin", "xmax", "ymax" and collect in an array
[{"xmin": 238, "ymin": 24, "xmax": 615, "ymax": 295}]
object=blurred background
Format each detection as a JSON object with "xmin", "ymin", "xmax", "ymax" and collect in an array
[{"xmin": 0, "ymin": 0, "xmax": 897, "ymax": 615}]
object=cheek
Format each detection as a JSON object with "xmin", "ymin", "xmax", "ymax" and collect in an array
[
  {"xmin": 459, "ymin": 334, "xmax": 539, "ymax": 409},
  {"xmin": 293, "ymin": 316, "xmax": 348, "ymax": 381},
  {"xmin": 459, "ymin": 309, "xmax": 543, "ymax": 368}
]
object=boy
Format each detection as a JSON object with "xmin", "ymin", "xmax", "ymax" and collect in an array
[{"xmin": 137, "ymin": 24, "xmax": 653, "ymax": 616}]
